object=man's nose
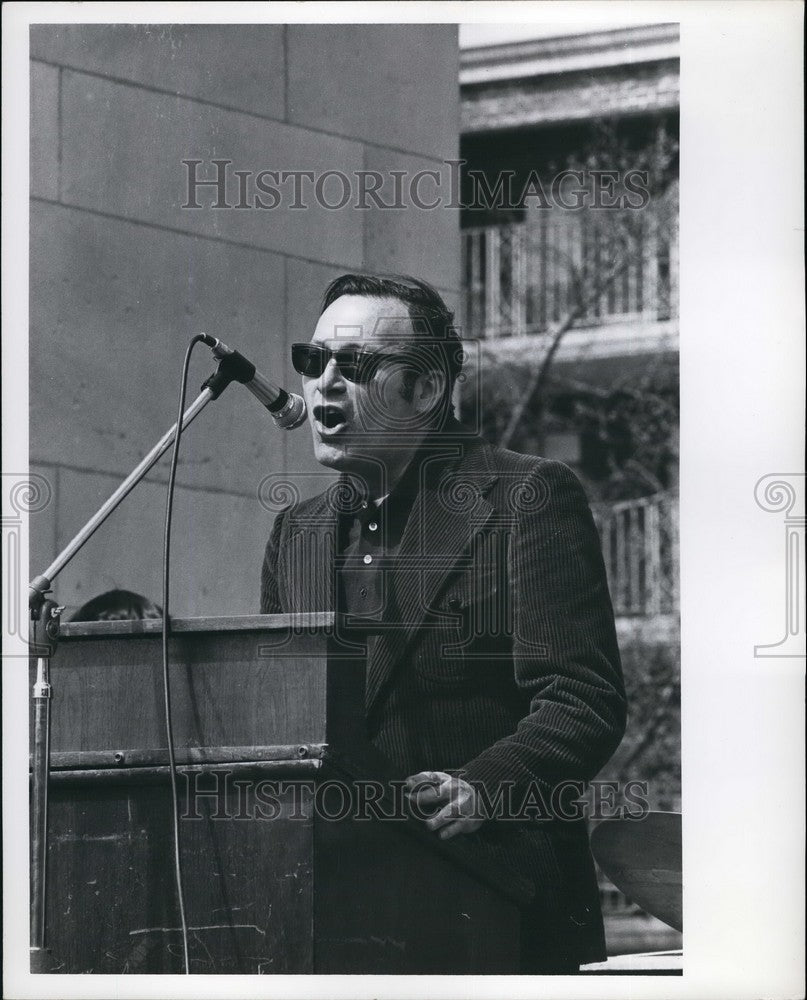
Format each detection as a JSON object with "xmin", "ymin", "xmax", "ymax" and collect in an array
[{"xmin": 318, "ymin": 356, "xmax": 346, "ymax": 393}]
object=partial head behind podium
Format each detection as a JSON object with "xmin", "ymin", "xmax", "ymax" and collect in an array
[{"xmin": 70, "ymin": 589, "xmax": 163, "ymax": 623}]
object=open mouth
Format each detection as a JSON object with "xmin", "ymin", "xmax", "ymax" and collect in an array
[{"xmin": 313, "ymin": 404, "xmax": 349, "ymax": 434}]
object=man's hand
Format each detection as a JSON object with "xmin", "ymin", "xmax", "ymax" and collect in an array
[{"xmin": 404, "ymin": 771, "xmax": 484, "ymax": 840}]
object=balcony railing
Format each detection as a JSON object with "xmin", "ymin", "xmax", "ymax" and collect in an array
[
  {"xmin": 462, "ymin": 205, "xmax": 678, "ymax": 341},
  {"xmin": 592, "ymin": 492, "xmax": 679, "ymax": 617}
]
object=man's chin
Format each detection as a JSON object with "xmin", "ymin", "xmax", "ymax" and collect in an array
[
  {"xmin": 313, "ymin": 440, "xmax": 384, "ymax": 475},
  {"xmin": 312, "ymin": 440, "xmax": 352, "ymax": 469}
]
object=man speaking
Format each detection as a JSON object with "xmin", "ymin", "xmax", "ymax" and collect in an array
[{"xmin": 260, "ymin": 273, "xmax": 626, "ymax": 973}]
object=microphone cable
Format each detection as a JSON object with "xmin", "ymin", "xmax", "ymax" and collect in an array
[{"xmin": 161, "ymin": 334, "xmax": 209, "ymax": 974}]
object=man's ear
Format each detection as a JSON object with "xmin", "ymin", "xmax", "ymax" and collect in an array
[{"xmin": 413, "ymin": 369, "xmax": 446, "ymax": 414}]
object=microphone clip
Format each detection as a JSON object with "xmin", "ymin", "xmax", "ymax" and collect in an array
[{"xmin": 201, "ymin": 347, "xmax": 256, "ymax": 399}]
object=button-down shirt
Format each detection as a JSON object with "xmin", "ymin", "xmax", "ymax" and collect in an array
[{"xmin": 336, "ymin": 459, "xmax": 420, "ymax": 621}]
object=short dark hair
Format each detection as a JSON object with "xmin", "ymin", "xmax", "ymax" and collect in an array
[
  {"xmin": 320, "ymin": 273, "xmax": 463, "ymax": 413},
  {"xmin": 70, "ymin": 589, "xmax": 162, "ymax": 622}
]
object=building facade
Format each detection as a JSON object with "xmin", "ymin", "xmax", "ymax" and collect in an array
[
  {"xmin": 458, "ymin": 24, "xmax": 682, "ymax": 955},
  {"xmin": 459, "ymin": 23, "xmax": 680, "ymax": 629}
]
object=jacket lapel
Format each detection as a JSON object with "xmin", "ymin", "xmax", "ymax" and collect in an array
[{"xmin": 365, "ymin": 433, "xmax": 499, "ymax": 716}]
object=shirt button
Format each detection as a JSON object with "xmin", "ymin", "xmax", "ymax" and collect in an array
[
  {"xmin": 368, "ymin": 521, "xmax": 378, "ymax": 532},
  {"xmin": 360, "ymin": 587, "xmax": 368, "ymax": 597},
  {"xmin": 363, "ymin": 554, "xmax": 373, "ymax": 565},
  {"xmin": 360, "ymin": 500, "xmax": 369, "ymax": 509}
]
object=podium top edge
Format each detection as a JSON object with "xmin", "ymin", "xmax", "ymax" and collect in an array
[{"xmin": 59, "ymin": 612, "xmax": 336, "ymax": 638}]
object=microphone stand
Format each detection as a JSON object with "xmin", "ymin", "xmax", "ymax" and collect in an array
[{"xmin": 27, "ymin": 345, "xmax": 252, "ymax": 970}]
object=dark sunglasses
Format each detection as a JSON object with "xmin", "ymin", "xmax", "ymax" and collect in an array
[{"xmin": 291, "ymin": 342, "xmax": 413, "ymax": 383}]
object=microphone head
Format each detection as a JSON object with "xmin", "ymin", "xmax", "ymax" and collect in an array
[{"xmin": 273, "ymin": 392, "xmax": 307, "ymax": 430}]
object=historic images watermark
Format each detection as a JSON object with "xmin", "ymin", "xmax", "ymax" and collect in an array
[
  {"xmin": 181, "ymin": 773, "xmax": 651, "ymax": 824},
  {"xmin": 754, "ymin": 473, "xmax": 805, "ymax": 658},
  {"xmin": 2, "ymin": 473, "xmax": 54, "ymax": 657},
  {"xmin": 181, "ymin": 159, "xmax": 651, "ymax": 213}
]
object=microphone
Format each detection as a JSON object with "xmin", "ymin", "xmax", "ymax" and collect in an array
[{"xmin": 199, "ymin": 334, "xmax": 307, "ymax": 430}]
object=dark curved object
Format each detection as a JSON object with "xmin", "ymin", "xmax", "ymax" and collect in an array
[{"xmin": 591, "ymin": 811, "xmax": 682, "ymax": 932}]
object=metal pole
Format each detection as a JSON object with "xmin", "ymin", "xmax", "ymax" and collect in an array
[
  {"xmin": 30, "ymin": 657, "xmax": 52, "ymax": 948},
  {"xmin": 29, "ymin": 598, "xmax": 61, "ymax": 971}
]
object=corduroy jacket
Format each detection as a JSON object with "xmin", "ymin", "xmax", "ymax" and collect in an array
[{"xmin": 260, "ymin": 421, "xmax": 626, "ymax": 966}]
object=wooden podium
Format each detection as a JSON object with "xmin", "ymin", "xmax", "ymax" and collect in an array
[{"xmin": 32, "ymin": 613, "xmax": 528, "ymax": 974}]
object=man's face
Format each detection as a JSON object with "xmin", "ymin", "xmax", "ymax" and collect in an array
[{"xmin": 302, "ymin": 295, "xmax": 434, "ymax": 474}]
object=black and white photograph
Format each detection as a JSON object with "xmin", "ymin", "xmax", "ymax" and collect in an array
[{"xmin": 2, "ymin": 2, "xmax": 803, "ymax": 998}]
